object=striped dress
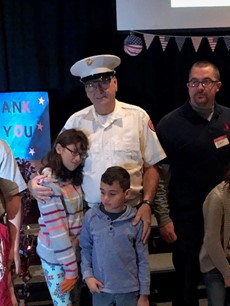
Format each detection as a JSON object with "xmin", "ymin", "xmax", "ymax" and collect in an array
[{"xmin": 36, "ymin": 168, "xmax": 84, "ymax": 280}]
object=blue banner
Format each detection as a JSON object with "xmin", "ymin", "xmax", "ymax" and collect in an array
[{"xmin": 0, "ymin": 91, "xmax": 51, "ymax": 160}]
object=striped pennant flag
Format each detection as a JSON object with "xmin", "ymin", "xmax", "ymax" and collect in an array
[
  {"xmin": 207, "ymin": 37, "xmax": 218, "ymax": 52},
  {"xmin": 124, "ymin": 34, "xmax": 143, "ymax": 56},
  {"xmin": 224, "ymin": 36, "xmax": 230, "ymax": 50},
  {"xmin": 159, "ymin": 35, "xmax": 169, "ymax": 51}
]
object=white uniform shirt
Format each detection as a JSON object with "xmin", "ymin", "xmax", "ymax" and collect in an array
[
  {"xmin": 63, "ymin": 100, "xmax": 166, "ymax": 206},
  {"xmin": 0, "ymin": 139, "xmax": 27, "ymax": 215}
]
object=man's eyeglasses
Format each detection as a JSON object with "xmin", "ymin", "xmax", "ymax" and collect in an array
[
  {"xmin": 83, "ymin": 76, "xmax": 113, "ymax": 92},
  {"xmin": 63, "ymin": 146, "xmax": 87, "ymax": 160},
  {"xmin": 187, "ymin": 78, "xmax": 219, "ymax": 88}
]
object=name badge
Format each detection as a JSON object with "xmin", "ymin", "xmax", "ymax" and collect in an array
[{"xmin": 214, "ymin": 135, "xmax": 229, "ymax": 149}]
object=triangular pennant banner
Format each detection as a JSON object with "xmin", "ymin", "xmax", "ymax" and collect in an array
[
  {"xmin": 159, "ymin": 35, "xmax": 169, "ymax": 51},
  {"xmin": 143, "ymin": 33, "xmax": 155, "ymax": 50},
  {"xmin": 208, "ymin": 37, "xmax": 218, "ymax": 52},
  {"xmin": 224, "ymin": 37, "xmax": 230, "ymax": 50},
  {"xmin": 128, "ymin": 31, "xmax": 230, "ymax": 53},
  {"xmin": 191, "ymin": 37, "xmax": 202, "ymax": 52},
  {"xmin": 175, "ymin": 37, "xmax": 186, "ymax": 51}
]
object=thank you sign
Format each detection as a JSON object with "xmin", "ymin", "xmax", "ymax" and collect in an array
[{"xmin": 0, "ymin": 91, "xmax": 51, "ymax": 160}]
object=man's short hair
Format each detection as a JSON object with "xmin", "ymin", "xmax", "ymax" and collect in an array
[{"xmin": 189, "ymin": 61, "xmax": 220, "ymax": 81}]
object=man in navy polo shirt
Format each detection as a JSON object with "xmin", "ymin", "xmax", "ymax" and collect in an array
[{"xmin": 155, "ymin": 61, "xmax": 230, "ymax": 306}]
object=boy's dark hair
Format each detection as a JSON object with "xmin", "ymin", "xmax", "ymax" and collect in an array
[
  {"xmin": 101, "ymin": 166, "xmax": 130, "ymax": 191},
  {"xmin": 40, "ymin": 129, "xmax": 88, "ymax": 185}
]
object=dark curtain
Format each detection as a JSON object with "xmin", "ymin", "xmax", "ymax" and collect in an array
[{"xmin": 1, "ymin": 0, "xmax": 230, "ymax": 140}]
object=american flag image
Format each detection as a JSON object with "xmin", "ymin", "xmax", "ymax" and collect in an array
[{"xmin": 124, "ymin": 34, "xmax": 143, "ymax": 56}]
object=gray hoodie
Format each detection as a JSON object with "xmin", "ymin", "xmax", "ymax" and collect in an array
[{"xmin": 79, "ymin": 204, "xmax": 150, "ymax": 295}]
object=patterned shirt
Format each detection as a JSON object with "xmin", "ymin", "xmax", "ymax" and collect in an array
[{"xmin": 36, "ymin": 168, "xmax": 84, "ymax": 279}]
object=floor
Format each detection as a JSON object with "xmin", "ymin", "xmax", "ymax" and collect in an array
[
  {"xmin": 157, "ymin": 302, "xmax": 207, "ymax": 306},
  {"xmin": 14, "ymin": 264, "xmax": 208, "ymax": 305}
]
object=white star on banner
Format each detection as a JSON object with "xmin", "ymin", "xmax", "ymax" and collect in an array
[
  {"xmin": 37, "ymin": 122, "xmax": 44, "ymax": 131},
  {"xmin": 38, "ymin": 97, "xmax": 45, "ymax": 105},
  {"xmin": 29, "ymin": 148, "xmax": 35, "ymax": 156}
]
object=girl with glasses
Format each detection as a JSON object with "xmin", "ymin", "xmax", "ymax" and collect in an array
[{"xmin": 36, "ymin": 128, "xmax": 88, "ymax": 306}]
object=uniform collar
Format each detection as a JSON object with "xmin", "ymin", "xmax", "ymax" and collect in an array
[{"xmin": 84, "ymin": 99, "xmax": 124, "ymax": 125}]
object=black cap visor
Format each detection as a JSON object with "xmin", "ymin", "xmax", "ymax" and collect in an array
[{"xmin": 81, "ymin": 71, "xmax": 115, "ymax": 84}]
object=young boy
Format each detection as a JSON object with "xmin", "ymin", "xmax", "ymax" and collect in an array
[{"xmin": 79, "ymin": 166, "xmax": 150, "ymax": 306}]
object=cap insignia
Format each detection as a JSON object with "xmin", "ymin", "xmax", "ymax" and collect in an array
[{"xmin": 86, "ymin": 58, "xmax": 93, "ymax": 66}]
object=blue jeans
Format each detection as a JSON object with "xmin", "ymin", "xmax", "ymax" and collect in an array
[
  {"xmin": 203, "ymin": 268, "xmax": 230, "ymax": 306},
  {"xmin": 92, "ymin": 291, "xmax": 139, "ymax": 306}
]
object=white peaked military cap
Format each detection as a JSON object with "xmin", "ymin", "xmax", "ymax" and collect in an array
[{"xmin": 70, "ymin": 54, "xmax": 121, "ymax": 82}]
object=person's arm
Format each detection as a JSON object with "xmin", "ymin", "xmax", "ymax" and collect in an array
[
  {"xmin": 5, "ymin": 193, "xmax": 22, "ymax": 274},
  {"xmin": 28, "ymin": 174, "xmax": 54, "ymax": 202},
  {"xmin": 143, "ymin": 164, "xmax": 160, "ymax": 202},
  {"xmin": 4, "ymin": 194, "xmax": 22, "ymax": 306},
  {"xmin": 133, "ymin": 164, "xmax": 159, "ymax": 243},
  {"xmin": 79, "ymin": 211, "xmax": 104, "ymax": 293},
  {"xmin": 79, "ymin": 219, "xmax": 104, "ymax": 291},
  {"xmin": 0, "ymin": 142, "xmax": 26, "ymax": 273},
  {"xmin": 224, "ymin": 276, "xmax": 230, "ymax": 288},
  {"xmin": 153, "ymin": 163, "xmax": 177, "ymax": 243},
  {"xmin": 0, "ymin": 140, "xmax": 27, "ymax": 305},
  {"xmin": 202, "ymin": 189, "xmax": 230, "ymax": 277},
  {"xmin": 135, "ymin": 221, "xmax": 150, "ymax": 306}
]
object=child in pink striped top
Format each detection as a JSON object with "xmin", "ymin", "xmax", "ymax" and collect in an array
[{"xmin": 36, "ymin": 129, "xmax": 88, "ymax": 306}]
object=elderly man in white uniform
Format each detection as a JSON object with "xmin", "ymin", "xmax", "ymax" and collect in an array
[{"xmin": 29, "ymin": 54, "xmax": 166, "ymax": 242}]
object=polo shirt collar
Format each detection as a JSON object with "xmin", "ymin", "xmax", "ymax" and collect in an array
[{"xmin": 184, "ymin": 100, "xmax": 222, "ymax": 120}]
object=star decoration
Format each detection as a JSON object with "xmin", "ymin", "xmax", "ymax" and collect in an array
[
  {"xmin": 29, "ymin": 148, "xmax": 35, "ymax": 156},
  {"xmin": 37, "ymin": 122, "xmax": 43, "ymax": 131},
  {"xmin": 38, "ymin": 97, "xmax": 45, "ymax": 105}
]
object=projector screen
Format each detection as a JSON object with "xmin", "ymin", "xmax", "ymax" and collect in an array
[{"xmin": 116, "ymin": 0, "xmax": 230, "ymax": 31}]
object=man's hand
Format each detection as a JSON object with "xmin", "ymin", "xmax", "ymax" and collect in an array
[
  {"xmin": 60, "ymin": 277, "xmax": 77, "ymax": 292},
  {"xmin": 28, "ymin": 175, "xmax": 54, "ymax": 202},
  {"xmin": 160, "ymin": 221, "xmax": 177, "ymax": 243},
  {"xmin": 224, "ymin": 275, "xmax": 230, "ymax": 288},
  {"xmin": 137, "ymin": 294, "xmax": 149, "ymax": 306},
  {"xmin": 85, "ymin": 276, "xmax": 104, "ymax": 293},
  {"xmin": 133, "ymin": 204, "xmax": 151, "ymax": 244}
]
